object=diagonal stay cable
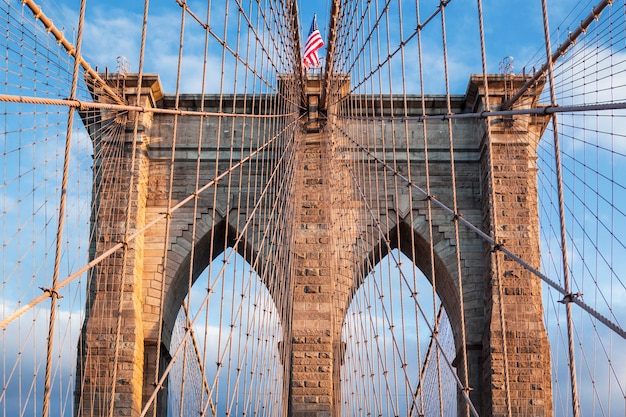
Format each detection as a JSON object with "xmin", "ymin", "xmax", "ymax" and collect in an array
[
  {"xmin": 175, "ymin": 0, "xmax": 301, "ymax": 110},
  {"xmin": 408, "ymin": 304, "xmax": 444, "ymax": 417},
  {"xmin": 0, "ymin": 116, "xmax": 302, "ymax": 331},
  {"xmin": 502, "ymin": 0, "xmax": 614, "ymax": 110},
  {"xmin": 139, "ymin": 116, "xmax": 297, "ymax": 417},
  {"xmin": 22, "ymin": 0, "xmax": 126, "ymax": 105},
  {"xmin": 179, "ymin": 301, "xmax": 218, "ymax": 416},
  {"xmin": 327, "ymin": 1, "xmax": 452, "ymax": 107}
]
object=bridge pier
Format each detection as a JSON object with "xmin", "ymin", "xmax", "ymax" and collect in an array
[
  {"xmin": 475, "ymin": 76, "xmax": 553, "ymax": 416},
  {"xmin": 287, "ymin": 130, "xmax": 342, "ymax": 416},
  {"xmin": 75, "ymin": 91, "xmax": 154, "ymax": 417}
]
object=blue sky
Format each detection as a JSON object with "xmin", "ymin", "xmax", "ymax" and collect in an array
[{"xmin": 41, "ymin": 0, "xmax": 599, "ymax": 94}]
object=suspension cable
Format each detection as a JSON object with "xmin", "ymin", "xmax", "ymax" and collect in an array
[{"xmin": 540, "ymin": 0, "xmax": 581, "ymax": 415}]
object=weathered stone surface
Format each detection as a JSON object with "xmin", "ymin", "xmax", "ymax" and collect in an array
[{"xmin": 77, "ymin": 73, "xmax": 552, "ymax": 417}]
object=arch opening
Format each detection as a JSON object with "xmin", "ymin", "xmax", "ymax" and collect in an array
[
  {"xmin": 341, "ymin": 249, "xmax": 457, "ymax": 416},
  {"xmin": 166, "ymin": 247, "xmax": 284, "ymax": 417}
]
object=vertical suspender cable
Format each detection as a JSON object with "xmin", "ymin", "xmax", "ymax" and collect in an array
[
  {"xmin": 170, "ymin": 5, "xmax": 189, "ymax": 414},
  {"xmin": 475, "ymin": 1, "xmax": 512, "ymax": 415},
  {"xmin": 413, "ymin": 1, "xmax": 429, "ymax": 413},
  {"xmin": 439, "ymin": 2, "xmax": 471, "ymax": 415},
  {"xmin": 41, "ymin": 0, "xmax": 87, "ymax": 416},
  {"xmin": 439, "ymin": 3, "xmax": 470, "ymax": 415},
  {"xmin": 539, "ymin": 0, "xmax": 580, "ymax": 415},
  {"xmin": 189, "ymin": 1, "xmax": 217, "ymax": 414},
  {"xmin": 108, "ymin": 1, "xmax": 150, "ymax": 416},
  {"xmin": 394, "ymin": 1, "xmax": 422, "ymax": 409}
]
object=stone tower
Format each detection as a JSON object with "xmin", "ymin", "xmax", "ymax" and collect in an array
[{"xmin": 75, "ymin": 73, "xmax": 552, "ymax": 417}]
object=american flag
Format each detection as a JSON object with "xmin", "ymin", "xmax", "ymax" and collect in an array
[{"xmin": 302, "ymin": 15, "xmax": 324, "ymax": 70}]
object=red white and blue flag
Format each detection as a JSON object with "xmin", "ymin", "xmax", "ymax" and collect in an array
[{"xmin": 302, "ymin": 15, "xmax": 324, "ymax": 70}]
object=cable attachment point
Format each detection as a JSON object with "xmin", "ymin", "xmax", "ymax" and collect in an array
[
  {"xmin": 78, "ymin": 100, "xmax": 89, "ymax": 112},
  {"xmin": 558, "ymin": 292, "xmax": 583, "ymax": 304},
  {"xmin": 39, "ymin": 286, "xmax": 63, "ymax": 299},
  {"xmin": 491, "ymin": 243, "xmax": 503, "ymax": 253}
]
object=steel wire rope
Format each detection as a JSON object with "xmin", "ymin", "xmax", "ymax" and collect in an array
[
  {"xmin": 0, "ymin": 113, "xmax": 300, "ymax": 331},
  {"xmin": 219, "ymin": 240, "xmax": 287, "ymax": 415},
  {"xmin": 369, "ymin": 4, "xmax": 388, "ymax": 410},
  {"xmin": 517, "ymin": 112, "xmax": 626, "ymax": 414},
  {"xmin": 334, "ymin": 100, "xmax": 626, "ymax": 122},
  {"xmin": 167, "ymin": 4, "xmax": 195, "ymax": 416},
  {"xmin": 503, "ymin": 0, "xmax": 614, "ymax": 110},
  {"xmin": 415, "ymin": 0, "xmax": 453, "ymax": 413},
  {"xmin": 258, "ymin": 0, "xmax": 300, "ymax": 80},
  {"xmin": 362, "ymin": 6, "xmax": 384, "ymax": 413},
  {"xmin": 0, "ymin": 94, "xmax": 299, "ymax": 119},
  {"xmin": 177, "ymin": 303, "xmax": 217, "ymax": 416},
  {"xmin": 329, "ymin": 0, "xmax": 367, "ymax": 80},
  {"xmin": 329, "ymin": 32, "xmax": 356, "ymax": 410},
  {"xmin": 224, "ymin": 4, "xmax": 288, "ymax": 409},
  {"xmin": 372, "ymin": 3, "xmax": 399, "ymax": 414},
  {"xmin": 177, "ymin": 0, "xmax": 217, "ymax": 414},
  {"xmin": 350, "ymin": 91, "xmax": 383, "ymax": 414},
  {"xmin": 540, "ymin": 0, "xmax": 582, "ymax": 414},
  {"xmin": 344, "ymin": 150, "xmax": 476, "ymax": 416},
  {"xmin": 359, "ymin": 264, "xmax": 402, "ymax": 416},
  {"xmin": 180, "ymin": 201, "xmax": 290, "ymax": 415},
  {"xmin": 207, "ymin": 0, "xmax": 233, "ymax": 407},
  {"xmin": 20, "ymin": 0, "xmax": 126, "ymax": 106},
  {"xmin": 174, "ymin": 0, "xmax": 300, "ymax": 110},
  {"xmin": 556, "ymin": 162, "xmax": 625, "ymax": 319},
  {"xmin": 392, "ymin": 0, "xmax": 421, "ymax": 411},
  {"xmin": 539, "ymin": 114, "xmax": 626, "ymax": 302},
  {"xmin": 76, "ymin": 69, "xmax": 121, "ymax": 417},
  {"xmin": 534, "ymin": 23, "xmax": 626, "ymax": 408},
  {"xmin": 382, "ymin": 5, "xmax": 407, "ymax": 411},
  {"xmin": 41, "ymin": 0, "xmax": 86, "ymax": 413},
  {"xmin": 229, "ymin": 4, "xmax": 256, "ymax": 412},
  {"xmin": 73, "ymin": 106, "xmax": 128, "ymax": 416},
  {"xmin": 0, "ymin": 110, "xmax": 96, "ymax": 283},
  {"xmin": 194, "ymin": 1, "xmax": 224, "ymax": 414},
  {"xmin": 213, "ymin": 0, "xmax": 232, "ymax": 407},
  {"xmin": 330, "ymin": 48, "xmax": 450, "ymax": 410},
  {"xmin": 408, "ymin": 304, "xmax": 445, "ymax": 416},
  {"xmin": 330, "ymin": 54, "xmax": 364, "ymax": 411},
  {"xmin": 555, "ymin": 117, "xmax": 626, "ymax": 158},
  {"xmin": 258, "ymin": 120, "xmax": 295, "ymax": 411},
  {"xmin": 328, "ymin": 2, "xmax": 453, "ymax": 108},
  {"xmin": 474, "ymin": 0, "xmax": 515, "ymax": 414},
  {"xmin": 236, "ymin": 3, "xmax": 267, "ymax": 411},
  {"xmin": 232, "ymin": 271, "xmax": 283, "ymax": 415},
  {"xmin": 174, "ymin": 93, "xmax": 296, "ymax": 412},
  {"xmin": 522, "ymin": 0, "xmax": 594, "ymax": 70},
  {"xmin": 336, "ymin": 122, "xmax": 434, "ymax": 412},
  {"xmin": 332, "ymin": 100, "xmax": 620, "ymax": 412}
]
